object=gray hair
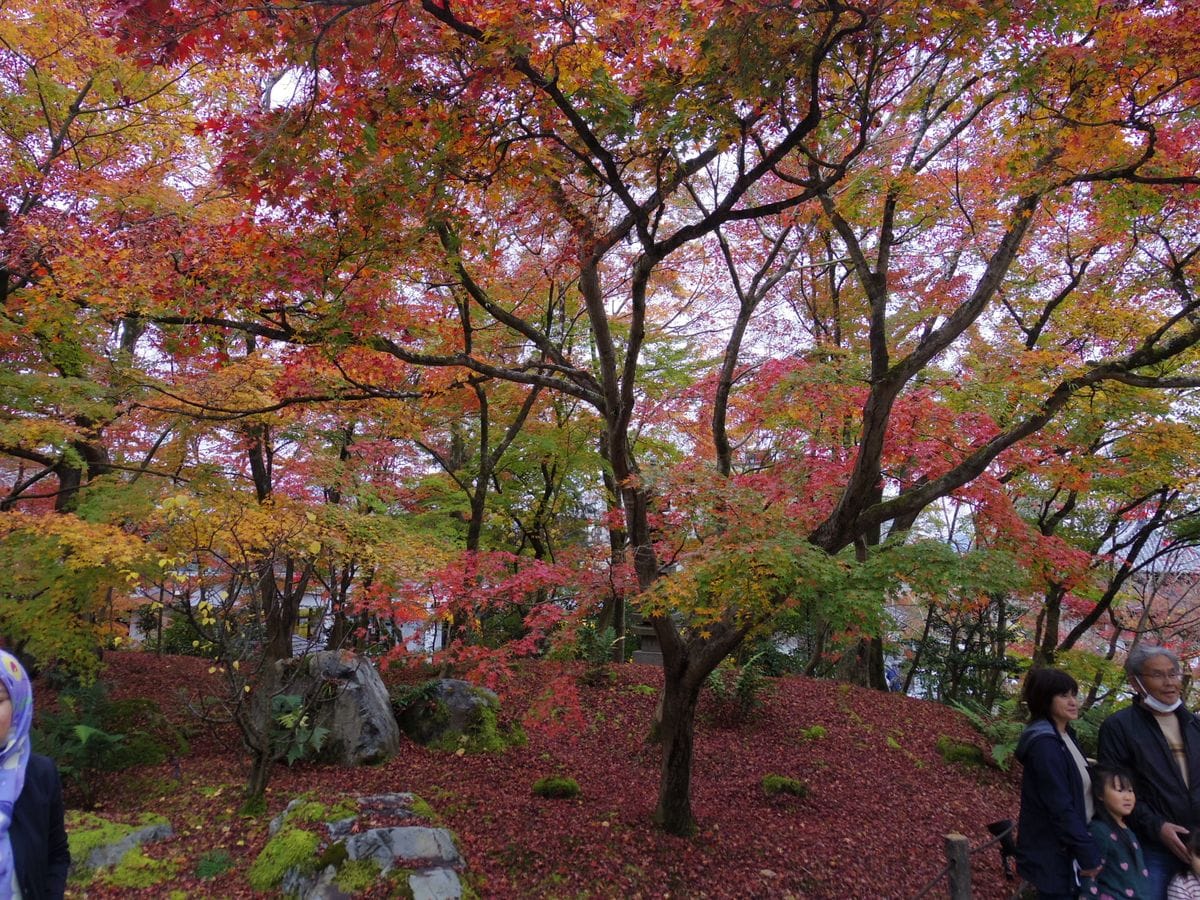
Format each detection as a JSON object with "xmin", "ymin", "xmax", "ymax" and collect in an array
[{"xmin": 1126, "ymin": 645, "xmax": 1179, "ymax": 677}]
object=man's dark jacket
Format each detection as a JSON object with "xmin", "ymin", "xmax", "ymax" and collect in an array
[
  {"xmin": 1015, "ymin": 719, "xmax": 1100, "ymax": 894},
  {"xmin": 11, "ymin": 753, "xmax": 70, "ymax": 900},
  {"xmin": 1097, "ymin": 697, "xmax": 1200, "ymax": 853}
]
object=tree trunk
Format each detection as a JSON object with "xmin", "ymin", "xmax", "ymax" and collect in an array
[
  {"xmin": 244, "ymin": 749, "xmax": 272, "ymax": 804},
  {"xmin": 1035, "ymin": 586, "xmax": 1063, "ymax": 665},
  {"xmin": 653, "ymin": 668, "xmax": 703, "ymax": 836}
]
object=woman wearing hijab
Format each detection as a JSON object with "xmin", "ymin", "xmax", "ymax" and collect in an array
[{"xmin": 0, "ymin": 649, "xmax": 69, "ymax": 900}]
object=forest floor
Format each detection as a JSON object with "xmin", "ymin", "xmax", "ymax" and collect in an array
[{"xmin": 58, "ymin": 651, "xmax": 1021, "ymax": 899}]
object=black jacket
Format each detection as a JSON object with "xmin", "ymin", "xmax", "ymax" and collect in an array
[
  {"xmin": 11, "ymin": 753, "xmax": 69, "ymax": 900},
  {"xmin": 1014, "ymin": 719, "xmax": 1100, "ymax": 893},
  {"xmin": 1097, "ymin": 698, "xmax": 1200, "ymax": 852}
]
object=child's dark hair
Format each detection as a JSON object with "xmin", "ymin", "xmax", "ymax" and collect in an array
[
  {"xmin": 1091, "ymin": 765, "xmax": 1136, "ymax": 824},
  {"xmin": 1188, "ymin": 825, "xmax": 1200, "ymax": 857},
  {"xmin": 1022, "ymin": 667, "xmax": 1079, "ymax": 721}
]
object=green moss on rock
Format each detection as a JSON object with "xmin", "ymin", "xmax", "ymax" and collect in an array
[
  {"xmin": 66, "ymin": 811, "xmax": 171, "ymax": 880},
  {"xmin": 409, "ymin": 794, "xmax": 439, "ymax": 823},
  {"xmin": 247, "ymin": 826, "xmax": 320, "ymax": 892},
  {"xmin": 104, "ymin": 847, "xmax": 179, "ymax": 889},
  {"xmin": 532, "ymin": 775, "xmax": 581, "ymax": 799},
  {"xmin": 334, "ymin": 859, "xmax": 382, "ymax": 893}
]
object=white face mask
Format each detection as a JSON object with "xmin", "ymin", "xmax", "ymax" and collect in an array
[{"xmin": 1136, "ymin": 676, "xmax": 1183, "ymax": 714}]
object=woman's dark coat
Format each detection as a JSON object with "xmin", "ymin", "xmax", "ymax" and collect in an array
[
  {"xmin": 1015, "ymin": 718, "xmax": 1100, "ymax": 894},
  {"xmin": 11, "ymin": 753, "xmax": 70, "ymax": 900}
]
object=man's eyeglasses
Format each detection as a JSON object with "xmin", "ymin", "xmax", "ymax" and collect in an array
[{"xmin": 1141, "ymin": 670, "xmax": 1183, "ymax": 681}]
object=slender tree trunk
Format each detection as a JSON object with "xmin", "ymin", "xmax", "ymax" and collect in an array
[
  {"xmin": 244, "ymin": 749, "xmax": 272, "ymax": 804},
  {"xmin": 1035, "ymin": 586, "xmax": 1063, "ymax": 665},
  {"xmin": 653, "ymin": 664, "xmax": 704, "ymax": 835},
  {"xmin": 903, "ymin": 603, "xmax": 937, "ymax": 696}
]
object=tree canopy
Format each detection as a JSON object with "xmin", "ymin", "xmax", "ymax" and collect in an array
[{"xmin": 4, "ymin": 0, "xmax": 1200, "ymax": 832}]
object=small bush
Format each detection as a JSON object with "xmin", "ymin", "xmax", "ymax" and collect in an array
[
  {"xmin": 762, "ymin": 774, "xmax": 809, "ymax": 798},
  {"xmin": 935, "ymin": 735, "xmax": 989, "ymax": 767},
  {"xmin": 532, "ymin": 776, "xmax": 581, "ymax": 799},
  {"xmin": 705, "ymin": 653, "xmax": 772, "ymax": 726},
  {"xmin": 949, "ymin": 698, "xmax": 1023, "ymax": 769},
  {"xmin": 270, "ymin": 693, "xmax": 331, "ymax": 766},
  {"xmin": 797, "ymin": 724, "xmax": 826, "ymax": 741},
  {"xmin": 34, "ymin": 684, "xmax": 187, "ymax": 808}
]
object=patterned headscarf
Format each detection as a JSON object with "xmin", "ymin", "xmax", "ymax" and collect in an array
[{"xmin": 0, "ymin": 650, "xmax": 33, "ymax": 900}]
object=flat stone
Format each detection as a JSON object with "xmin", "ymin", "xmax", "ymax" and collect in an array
[
  {"xmin": 356, "ymin": 793, "xmax": 418, "ymax": 816},
  {"xmin": 409, "ymin": 867, "xmax": 463, "ymax": 900},
  {"xmin": 326, "ymin": 816, "xmax": 357, "ymax": 838},
  {"xmin": 344, "ymin": 826, "xmax": 462, "ymax": 871}
]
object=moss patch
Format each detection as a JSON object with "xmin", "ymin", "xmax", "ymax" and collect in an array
[
  {"xmin": 409, "ymin": 793, "xmax": 439, "ymax": 823},
  {"xmin": 761, "ymin": 774, "xmax": 809, "ymax": 798},
  {"xmin": 247, "ymin": 826, "xmax": 321, "ymax": 892},
  {"xmin": 66, "ymin": 810, "xmax": 171, "ymax": 879},
  {"xmin": 532, "ymin": 775, "xmax": 581, "ymax": 799},
  {"xmin": 334, "ymin": 859, "xmax": 383, "ymax": 893},
  {"xmin": 936, "ymin": 735, "xmax": 989, "ymax": 768},
  {"xmin": 104, "ymin": 847, "xmax": 179, "ymax": 889}
]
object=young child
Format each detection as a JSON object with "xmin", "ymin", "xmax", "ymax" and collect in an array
[
  {"xmin": 1167, "ymin": 829, "xmax": 1200, "ymax": 900},
  {"xmin": 1079, "ymin": 765, "xmax": 1150, "ymax": 900}
]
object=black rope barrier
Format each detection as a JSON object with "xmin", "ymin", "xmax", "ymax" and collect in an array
[{"xmin": 910, "ymin": 820, "xmax": 1016, "ymax": 900}]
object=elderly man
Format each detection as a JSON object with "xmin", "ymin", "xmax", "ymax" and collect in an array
[{"xmin": 1098, "ymin": 645, "xmax": 1200, "ymax": 899}]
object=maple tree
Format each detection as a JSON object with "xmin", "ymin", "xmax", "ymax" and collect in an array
[{"xmin": 90, "ymin": 0, "xmax": 1200, "ymax": 834}]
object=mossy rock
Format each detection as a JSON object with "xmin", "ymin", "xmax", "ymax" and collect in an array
[
  {"xmin": 532, "ymin": 775, "xmax": 581, "ymax": 799},
  {"xmin": 936, "ymin": 735, "xmax": 990, "ymax": 767},
  {"xmin": 334, "ymin": 859, "xmax": 383, "ymax": 893},
  {"xmin": 103, "ymin": 847, "xmax": 179, "ymax": 889},
  {"xmin": 248, "ymin": 826, "xmax": 321, "ymax": 892},
  {"xmin": 395, "ymin": 679, "xmax": 521, "ymax": 752},
  {"xmin": 67, "ymin": 811, "xmax": 173, "ymax": 881}
]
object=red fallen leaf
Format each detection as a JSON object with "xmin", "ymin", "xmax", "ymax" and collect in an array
[{"xmin": 71, "ymin": 653, "xmax": 1019, "ymax": 899}]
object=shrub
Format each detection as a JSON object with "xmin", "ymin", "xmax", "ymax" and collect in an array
[
  {"xmin": 761, "ymin": 774, "xmax": 809, "ymax": 798},
  {"xmin": 797, "ymin": 724, "xmax": 826, "ymax": 741},
  {"xmin": 576, "ymin": 624, "xmax": 622, "ymax": 684},
  {"xmin": 950, "ymin": 697, "xmax": 1023, "ymax": 769},
  {"xmin": 705, "ymin": 652, "xmax": 772, "ymax": 726},
  {"xmin": 532, "ymin": 775, "xmax": 581, "ymax": 799},
  {"xmin": 156, "ymin": 614, "xmax": 217, "ymax": 657},
  {"xmin": 270, "ymin": 692, "xmax": 331, "ymax": 765},
  {"xmin": 33, "ymin": 683, "xmax": 187, "ymax": 808}
]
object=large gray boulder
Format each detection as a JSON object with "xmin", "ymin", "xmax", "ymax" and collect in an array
[
  {"xmin": 279, "ymin": 651, "xmax": 400, "ymax": 765},
  {"xmin": 396, "ymin": 679, "xmax": 500, "ymax": 748}
]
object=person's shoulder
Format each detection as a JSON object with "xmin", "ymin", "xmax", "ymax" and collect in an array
[
  {"xmin": 1100, "ymin": 703, "xmax": 1141, "ymax": 731},
  {"xmin": 1089, "ymin": 816, "xmax": 1116, "ymax": 838},
  {"xmin": 22, "ymin": 753, "xmax": 62, "ymax": 787}
]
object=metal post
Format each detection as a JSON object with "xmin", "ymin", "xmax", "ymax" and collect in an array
[{"xmin": 944, "ymin": 833, "xmax": 971, "ymax": 900}]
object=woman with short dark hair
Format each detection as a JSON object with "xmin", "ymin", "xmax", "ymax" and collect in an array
[{"xmin": 1015, "ymin": 667, "xmax": 1100, "ymax": 899}]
